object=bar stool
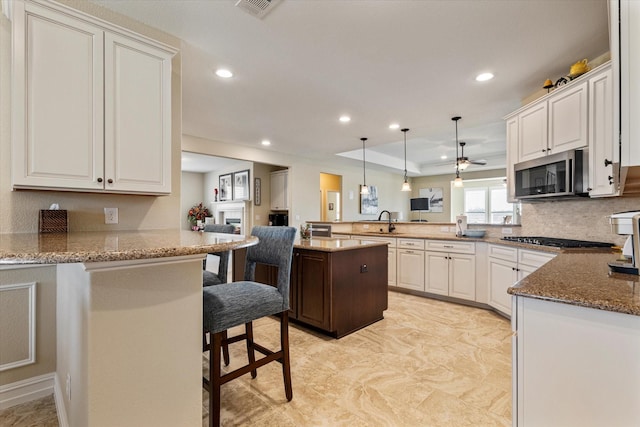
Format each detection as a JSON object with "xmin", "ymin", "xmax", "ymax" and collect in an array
[
  {"xmin": 202, "ymin": 226, "xmax": 296, "ymax": 427},
  {"xmin": 202, "ymin": 224, "xmax": 236, "ymax": 286}
]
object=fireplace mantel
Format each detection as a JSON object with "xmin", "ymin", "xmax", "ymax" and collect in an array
[{"xmin": 212, "ymin": 200, "xmax": 251, "ymax": 235}]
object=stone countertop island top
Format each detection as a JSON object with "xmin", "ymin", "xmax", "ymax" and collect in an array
[
  {"xmin": 0, "ymin": 230, "xmax": 258, "ymax": 264},
  {"xmin": 294, "ymin": 237, "xmax": 389, "ymax": 252},
  {"xmin": 508, "ymin": 251, "xmax": 640, "ymax": 316}
]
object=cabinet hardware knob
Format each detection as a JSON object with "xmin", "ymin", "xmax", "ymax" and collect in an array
[
  {"xmin": 604, "ymin": 158, "xmax": 613, "ymax": 167},
  {"xmin": 609, "ymin": 176, "xmax": 614, "ymax": 185},
  {"xmin": 107, "ymin": 179, "xmax": 113, "ymax": 184},
  {"xmin": 541, "ymin": 149, "xmax": 546, "ymax": 152},
  {"xmin": 97, "ymin": 177, "xmax": 103, "ymax": 183},
  {"xmin": 587, "ymin": 187, "xmax": 593, "ymax": 191}
]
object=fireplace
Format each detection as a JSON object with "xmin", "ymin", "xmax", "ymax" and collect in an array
[
  {"xmin": 213, "ymin": 201, "xmax": 250, "ymax": 235},
  {"xmin": 225, "ymin": 218, "xmax": 241, "ymax": 234}
]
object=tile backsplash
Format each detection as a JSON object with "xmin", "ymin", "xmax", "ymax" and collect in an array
[{"xmin": 520, "ymin": 196, "xmax": 640, "ymax": 246}]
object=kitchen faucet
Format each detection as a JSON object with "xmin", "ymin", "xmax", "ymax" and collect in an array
[{"xmin": 377, "ymin": 210, "xmax": 396, "ymax": 233}]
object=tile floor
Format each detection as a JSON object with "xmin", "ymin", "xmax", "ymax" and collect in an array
[{"xmin": 0, "ymin": 291, "xmax": 512, "ymax": 426}]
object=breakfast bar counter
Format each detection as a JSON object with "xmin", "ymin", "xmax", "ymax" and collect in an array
[
  {"xmin": 0, "ymin": 229, "xmax": 258, "ymax": 264},
  {"xmin": 0, "ymin": 230, "xmax": 258, "ymax": 427}
]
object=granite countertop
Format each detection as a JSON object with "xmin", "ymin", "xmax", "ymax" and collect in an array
[
  {"xmin": 508, "ymin": 251, "xmax": 640, "ymax": 316},
  {"xmin": 294, "ymin": 238, "xmax": 388, "ymax": 252},
  {"xmin": 0, "ymin": 230, "xmax": 258, "ymax": 264}
]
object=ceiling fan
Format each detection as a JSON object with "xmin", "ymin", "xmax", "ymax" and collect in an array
[
  {"xmin": 451, "ymin": 116, "xmax": 487, "ymax": 171},
  {"xmin": 457, "ymin": 141, "xmax": 487, "ymax": 170}
]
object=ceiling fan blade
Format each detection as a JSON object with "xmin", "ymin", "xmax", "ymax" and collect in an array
[{"xmin": 470, "ymin": 160, "xmax": 487, "ymax": 165}]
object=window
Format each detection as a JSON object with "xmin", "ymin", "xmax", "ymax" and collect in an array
[
  {"xmin": 464, "ymin": 188, "xmax": 486, "ymax": 224},
  {"xmin": 458, "ymin": 179, "xmax": 517, "ymax": 224}
]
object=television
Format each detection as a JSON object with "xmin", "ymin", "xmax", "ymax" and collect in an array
[{"xmin": 410, "ymin": 197, "xmax": 430, "ymax": 211}]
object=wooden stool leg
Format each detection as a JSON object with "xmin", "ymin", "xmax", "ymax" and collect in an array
[
  {"xmin": 210, "ymin": 332, "xmax": 222, "ymax": 427},
  {"xmin": 245, "ymin": 322, "xmax": 257, "ymax": 378},
  {"xmin": 281, "ymin": 312, "xmax": 293, "ymax": 401},
  {"xmin": 221, "ymin": 330, "xmax": 230, "ymax": 366}
]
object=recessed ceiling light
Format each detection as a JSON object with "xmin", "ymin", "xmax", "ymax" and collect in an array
[
  {"xmin": 261, "ymin": 140, "xmax": 271, "ymax": 146},
  {"xmin": 339, "ymin": 115, "xmax": 351, "ymax": 123},
  {"xmin": 476, "ymin": 72, "xmax": 494, "ymax": 82},
  {"xmin": 215, "ymin": 68, "xmax": 233, "ymax": 78},
  {"xmin": 441, "ymin": 155, "xmax": 447, "ymax": 160},
  {"xmin": 389, "ymin": 123, "xmax": 400, "ymax": 129}
]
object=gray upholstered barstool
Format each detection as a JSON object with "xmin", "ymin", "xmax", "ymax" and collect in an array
[
  {"xmin": 202, "ymin": 226, "xmax": 296, "ymax": 427},
  {"xmin": 202, "ymin": 224, "xmax": 236, "ymax": 286}
]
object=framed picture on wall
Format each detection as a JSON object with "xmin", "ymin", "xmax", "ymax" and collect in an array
[
  {"xmin": 233, "ymin": 170, "xmax": 250, "ymax": 200},
  {"xmin": 219, "ymin": 174, "xmax": 232, "ymax": 201},
  {"xmin": 254, "ymin": 178, "xmax": 261, "ymax": 206},
  {"xmin": 419, "ymin": 187, "xmax": 443, "ymax": 212},
  {"xmin": 360, "ymin": 185, "xmax": 378, "ymax": 214}
]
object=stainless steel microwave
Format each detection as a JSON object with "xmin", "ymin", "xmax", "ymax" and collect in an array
[{"xmin": 514, "ymin": 150, "xmax": 588, "ymax": 200}]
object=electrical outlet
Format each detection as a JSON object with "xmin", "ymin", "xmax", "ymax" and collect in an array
[
  {"xmin": 502, "ymin": 227, "xmax": 513, "ymax": 234},
  {"xmin": 363, "ymin": 224, "xmax": 369, "ymax": 229},
  {"xmin": 104, "ymin": 207, "xmax": 118, "ymax": 224},
  {"xmin": 360, "ymin": 264, "xmax": 368, "ymax": 273}
]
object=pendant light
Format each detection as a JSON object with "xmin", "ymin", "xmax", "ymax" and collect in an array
[
  {"xmin": 401, "ymin": 128, "xmax": 411, "ymax": 191},
  {"xmin": 452, "ymin": 116, "xmax": 464, "ymax": 188},
  {"xmin": 360, "ymin": 137, "xmax": 369, "ymax": 195}
]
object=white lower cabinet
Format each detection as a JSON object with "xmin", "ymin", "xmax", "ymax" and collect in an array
[
  {"xmin": 424, "ymin": 240, "xmax": 476, "ymax": 301},
  {"xmin": 396, "ymin": 238, "xmax": 425, "ymax": 291},
  {"xmin": 488, "ymin": 244, "xmax": 555, "ymax": 316},
  {"xmin": 512, "ymin": 296, "xmax": 640, "ymax": 426}
]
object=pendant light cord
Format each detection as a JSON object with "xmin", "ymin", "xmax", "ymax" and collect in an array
[
  {"xmin": 361, "ymin": 137, "xmax": 367, "ymax": 186},
  {"xmin": 452, "ymin": 116, "xmax": 461, "ymax": 177},
  {"xmin": 401, "ymin": 128, "xmax": 409, "ymax": 181}
]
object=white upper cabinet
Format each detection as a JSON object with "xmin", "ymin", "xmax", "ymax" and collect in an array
[
  {"xmin": 505, "ymin": 61, "xmax": 616, "ymax": 198},
  {"xmin": 518, "ymin": 101, "xmax": 548, "ymax": 162},
  {"xmin": 548, "ymin": 81, "xmax": 588, "ymax": 153},
  {"xmin": 588, "ymin": 66, "xmax": 618, "ymax": 197},
  {"xmin": 12, "ymin": 0, "xmax": 175, "ymax": 194},
  {"xmin": 620, "ymin": 0, "xmax": 640, "ymax": 167},
  {"xmin": 270, "ymin": 170, "xmax": 289, "ymax": 210},
  {"xmin": 513, "ymin": 81, "xmax": 588, "ymax": 164}
]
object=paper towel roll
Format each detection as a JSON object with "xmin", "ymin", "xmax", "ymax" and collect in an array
[{"xmin": 456, "ymin": 215, "xmax": 468, "ymax": 237}]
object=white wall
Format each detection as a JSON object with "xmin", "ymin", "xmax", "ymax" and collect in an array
[{"xmin": 180, "ymin": 172, "xmax": 205, "ymax": 230}]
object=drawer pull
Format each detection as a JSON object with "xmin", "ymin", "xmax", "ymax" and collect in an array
[{"xmin": 443, "ymin": 245, "xmax": 454, "ymax": 248}]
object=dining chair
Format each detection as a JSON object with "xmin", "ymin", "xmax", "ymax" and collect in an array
[
  {"xmin": 202, "ymin": 225, "xmax": 296, "ymax": 427},
  {"xmin": 202, "ymin": 224, "xmax": 236, "ymax": 286}
]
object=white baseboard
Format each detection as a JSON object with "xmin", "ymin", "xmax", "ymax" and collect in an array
[
  {"xmin": 0, "ymin": 372, "xmax": 55, "ymax": 410},
  {"xmin": 53, "ymin": 373, "xmax": 69, "ymax": 427}
]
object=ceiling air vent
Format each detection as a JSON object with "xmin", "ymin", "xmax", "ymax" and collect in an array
[{"xmin": 235, "ymin": 0, "xmax": 282, "ymax": 19}]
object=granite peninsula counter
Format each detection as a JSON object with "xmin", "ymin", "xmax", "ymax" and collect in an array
[
  {"xmin": 0, "ymin": 229, "xmax": 258, "ymax": 427},
  {"xmin": 0, "ymin": 229, "xmax": 258, "ymax": 264}
]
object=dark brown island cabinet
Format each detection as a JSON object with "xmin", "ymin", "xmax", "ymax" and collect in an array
[{"xmin": 233, "ymin": 240, "xmax": 388, "ymax": 338}]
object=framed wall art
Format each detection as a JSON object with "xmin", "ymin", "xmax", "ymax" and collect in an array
[
  {"xmin": 419, "ymin": 187, "xmax": 443, "ymax": 212},
  {"xmin": 233, "ymin": 169, "xmax": 250, "ymax": 200},
  {"xmin": 254, "ymin": 178, "xmax": 261, "ymax": 206},
  {"xmin": 360, "ymin": 185, "xmax": 378, "ymax": 215},
  {"xmin": 219, "ymin": 173, "xmax": 232, "ymax": 201}
]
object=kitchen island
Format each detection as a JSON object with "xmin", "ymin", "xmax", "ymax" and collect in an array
[
  {"xmin": 234, "ymin": 238, "xmax": 389, "ymax": 338},
  {"xmin": 507, "ymin": 251, "xmax": 640, "ymax": 427},
  {"xmin": 0, "ymin": 230, "xmax": 257, "ymax": 427}
]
